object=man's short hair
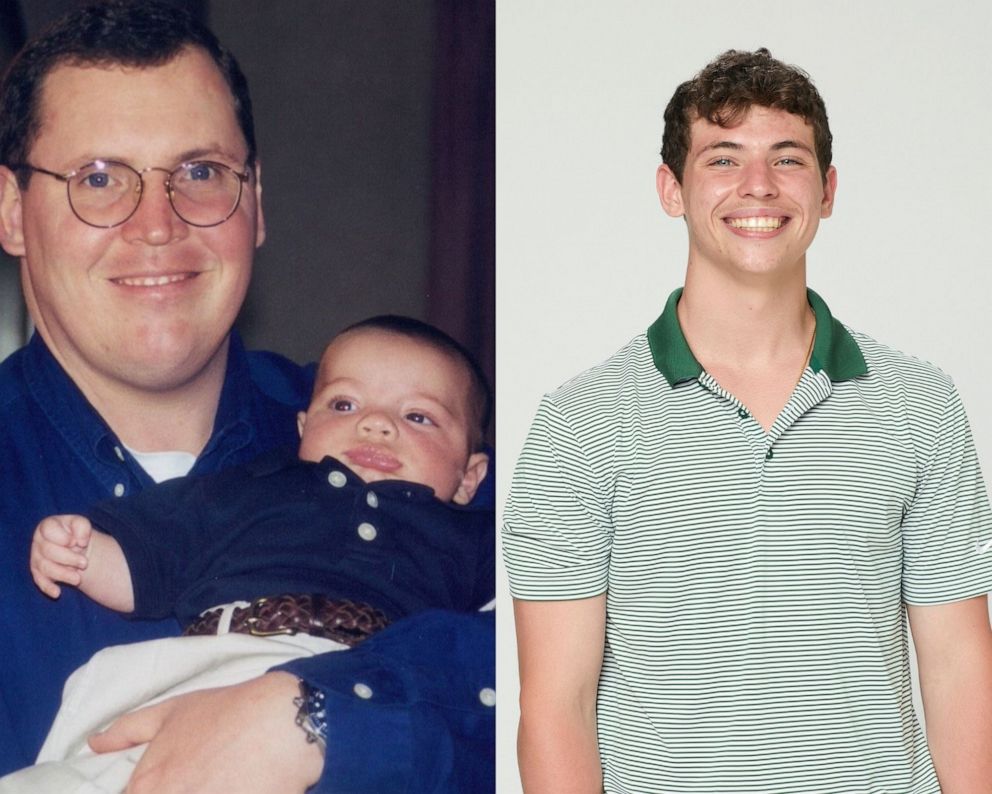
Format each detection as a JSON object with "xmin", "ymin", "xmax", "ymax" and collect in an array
[
  {"xmin": 338, "ymin": 315, "xmax": 493, "ymax": 452},
  {"xmin": 0, "ymin": 0, "xmax": 256, "ymax": 188},
  {"xmin": 661, "ymin": 48, "xmax": 832, "ymax": 183}
]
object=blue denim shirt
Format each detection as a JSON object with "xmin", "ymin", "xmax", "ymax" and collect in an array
[{"xmin": 0, "ymin": 332, "xmax": 495, "ymax": 792}]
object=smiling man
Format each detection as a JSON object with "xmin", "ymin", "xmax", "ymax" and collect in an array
[
  {"xmin": 504, "ymin": 49, "xmax": 992, "ymax": 793},
  {"xmin": 0, "ymin": 3, "xmax": 493, "ymax": 793}
]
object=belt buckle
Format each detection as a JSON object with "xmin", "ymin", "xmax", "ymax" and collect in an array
[{"xmin": 245, "ymin": 596, "xmax": 297, "ymax": 637}]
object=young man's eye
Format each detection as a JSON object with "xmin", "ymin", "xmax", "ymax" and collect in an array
[
  {"xmin": 405, "ymin": 412, "xmax": 435, "ymax": 426},
  {"xmin": 709, "ymin": 157, "xmax": 735, "ymax": 167},
  {"xmin": 776, "ymin": 157, "xmax": 803, "ymax": 166}
]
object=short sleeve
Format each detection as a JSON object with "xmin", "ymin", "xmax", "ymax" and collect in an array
[
  {"xmin": 901, "ymin": 385, "xmax": 992, "ymax": 604},
  {"xmin": 502, "ymin": 395, "xmax": 613, "ymax": 600}
]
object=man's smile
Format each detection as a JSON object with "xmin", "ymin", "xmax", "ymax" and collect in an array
[{"xmin": 111, "ymin": 272, "xmax": 197, "ymax": 287}]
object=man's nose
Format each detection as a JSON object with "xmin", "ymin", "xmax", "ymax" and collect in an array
[{"xmin": 120, "ymin": 168, "xmax": 188, "ymax": 246}]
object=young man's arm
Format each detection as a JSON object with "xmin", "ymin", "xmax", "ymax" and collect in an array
[
  {"xmin": 908, "ymin": 595, "xmax": 992, "ymax": 793},
  {"xmin": 30, "ymin": 514, "xmax": 135, "ymax": 612},
  {"xmin": 515, "ymin": 594, "xmax": 606, "ymax": 794}
]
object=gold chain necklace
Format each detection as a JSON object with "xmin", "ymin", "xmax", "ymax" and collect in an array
[{"xmin": 795, "ymin": 315, "xmax": 816, "ymax": 389}]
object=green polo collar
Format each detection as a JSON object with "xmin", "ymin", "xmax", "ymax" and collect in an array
[{"xmin": 647, "ymin": 287, "xmax": 868, "ymax": 386}]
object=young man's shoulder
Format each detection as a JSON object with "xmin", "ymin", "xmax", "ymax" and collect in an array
[
  {"xmin": 845, "ymin": 325, "xmax": 956, "ymax": 394},
  {"xmin": 546, "ymin": 333, "xmax": 657, "ymax": 408}
]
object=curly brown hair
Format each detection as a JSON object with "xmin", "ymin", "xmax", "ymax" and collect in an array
[{"xmin": 661, "ymin": 48, "xmax": 831, "ymax": 183}]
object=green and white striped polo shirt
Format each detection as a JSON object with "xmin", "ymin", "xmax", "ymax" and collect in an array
[{"xmin": 503, "ymin": 288, "xmax": 992, "ymax": 794}]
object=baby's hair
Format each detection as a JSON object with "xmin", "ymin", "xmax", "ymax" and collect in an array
[{"xmin": 337, "ymin": 315, "xmax": 492, "ymax": 450}]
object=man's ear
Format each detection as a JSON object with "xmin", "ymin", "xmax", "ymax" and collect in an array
[
  {"xmin": 451, "ymin": 452, "xmax": 489, "ymax": 506},
  {"xmin": 296, "ymin": 410, "xmax": 307, "ymax": 439},
  {"xmin": 252, "ymin": 160, "xmax": 265, "ymax": 248},
  {"xmin": 655, "ymin": 164, "xmax": 685, "ymax": 218},
  {"xmin": 0, "ymin": 166, "xmax": 26, "ymax": 257}
]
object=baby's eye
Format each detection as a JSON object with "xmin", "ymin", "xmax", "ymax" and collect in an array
[
  {"xmin": 332, "ymin": 399, "xmax": 355, "ymax": 412},
  {"xmin": 405, "ymin": 412, "xmax": 436, "ymax": 426}
]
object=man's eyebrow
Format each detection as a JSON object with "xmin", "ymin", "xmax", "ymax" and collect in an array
[{"xmin": 175, "ymin": 145, "xmax": 246, "ymax": 164}]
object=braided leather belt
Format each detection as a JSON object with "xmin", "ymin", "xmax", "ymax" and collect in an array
[{"xmin": 183, "ymin": 594, "xmax": 391, "ymax": 648}]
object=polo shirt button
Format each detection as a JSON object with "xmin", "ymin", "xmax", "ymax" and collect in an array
[
  {"xmin": 113, "ymin": 445, "xmax": 125, "ymax": 461},
  {"xmin": 328, "ymin": 470, "xmax": 347, "ymax": 488},
  {"xmin": 765, "ymin": 449, "xmax": 774, "ymax": 460},
  {"xmin": 478, "ymin": 687, "xmax": 496, "ymax": 707},
  {"xmin": 366, "ymin": 491, "xmax": 379, "ymax": 508},
  {"xmin": 353, "ymin": 682, "xmax": 373, "ymax": 699},
  {"xmin": 113, "ymin": 483, "xmax": 125, "ymax": 497},
  {"xmin": 357, "ymin": 522, "xmax": 377, "ymax": 541},
  {"xmin": 738, "ymin": 408, "xmax": 748, "ymax": 419}
]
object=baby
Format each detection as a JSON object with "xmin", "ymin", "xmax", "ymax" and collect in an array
[{"xmin": 8, "ymin": 315, "xmax": 492, "ymax": 792}]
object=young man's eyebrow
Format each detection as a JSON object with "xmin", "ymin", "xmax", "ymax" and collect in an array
[
  {"xmin": 700, "ymin": 141, "xmax": 743, "ymax": 153},
  {"xmin": 770, "ymin": 140, "xmax": 815, "ymax": 154}
]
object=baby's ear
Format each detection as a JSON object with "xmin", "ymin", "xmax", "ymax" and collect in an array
[
  {"xmin": 452, "ymin": 452, "xmax": 489, "ymax": 505},
  {"xmin": 296, "ymin": 411, "xmax": 307, "ymax": 439}
]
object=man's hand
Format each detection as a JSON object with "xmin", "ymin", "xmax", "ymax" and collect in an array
[
  {"xmin": 88, "ymin": 672, "xmax": 323, "ymax": 794},
  {"xmin": 30, "ymin": 514, "xmax": 92, "ymax": 598}
]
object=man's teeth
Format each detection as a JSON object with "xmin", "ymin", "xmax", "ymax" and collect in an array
[
  {"xmin": 727, "ymin": 216, "xmax": 784, "ymax": 230},
  {"xmin": 116, "ymin": 273, "xmax": 190, "ymax": 287}
]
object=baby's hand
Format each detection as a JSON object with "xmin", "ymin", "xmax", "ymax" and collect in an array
[{"xmin": 30, "ymin": 515, "xmax": 93, "ymax": 599}]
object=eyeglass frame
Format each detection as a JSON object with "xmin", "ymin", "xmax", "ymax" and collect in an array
[{"xmin": 11, "ymin": 158, "xmax": 253, "ymax": 229}]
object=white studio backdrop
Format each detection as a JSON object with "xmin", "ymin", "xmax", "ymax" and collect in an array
[{"xmin": 496, "ymin": 2, "xmax": 992, "ymax": 791}]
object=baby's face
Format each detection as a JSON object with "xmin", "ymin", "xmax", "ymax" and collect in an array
[{"xmin": 298, "ymin": 329, "xmax": 487, "ymax": 504}]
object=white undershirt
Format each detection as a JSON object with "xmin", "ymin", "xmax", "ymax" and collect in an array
[{"xmin": 124, "ymin": 446, "xmax": 196, "ymax": 484}]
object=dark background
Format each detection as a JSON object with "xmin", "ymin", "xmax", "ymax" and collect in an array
[{"xmin": 0, "ymin": 0, "xmax": 494, "ymax": 436}]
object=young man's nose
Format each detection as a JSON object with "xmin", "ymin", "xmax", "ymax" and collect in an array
[{"xmin": 737, "ymin": 160, "xmax": 778, "ymax": 199}]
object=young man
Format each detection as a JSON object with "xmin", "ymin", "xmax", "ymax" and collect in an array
[
  {"xmin": 0, "ymin": 3, "xmax": 493, "ymax": 792},
  {"xmin": 504, "ymin": 49, "xmax": 992, "ymax": 793}
]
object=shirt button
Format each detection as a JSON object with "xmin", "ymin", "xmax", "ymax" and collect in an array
[
  {"xmin": 478, "ymin": 687, "xmax": 496, "ymax": 707},
  {"xmin": 738, "ymin": 408, "xmax": 748, "ymax": 419},
  {"xmin": 353, "ymin": 683, "xmax": 373, "ymax": 699},
  {"xmin": 113, "ymin": 483, "xmax": 125, "ymax": 497},
  {"xmin": 328, "ymin": 470, "xmax": 347, "ymax": 488},
  {"xmin": 366, "ymin": 491, "xmax": 379, "ymax": 509},
  {"xmin": 113, "ymin": 446, "xmax": 125, "ymax": 461},
  {"xmin": 765, "ymin": 449, "xmax": 774, "ymax": 460},
  {"xmin": 357, "ymin": 522, "xmax": 377, "ymax": 541}
]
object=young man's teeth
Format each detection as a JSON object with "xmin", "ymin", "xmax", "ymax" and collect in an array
[
  {"xmin": 728, "ymin": 216, "xmax": 784, "ymax": 230},
  {"xmin": 117, "ymin": 274, "xmax": 188, "ymax": 286}
]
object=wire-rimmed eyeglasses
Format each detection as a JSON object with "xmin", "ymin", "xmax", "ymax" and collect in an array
[{"xmin": 15, "ymin": 159, "xmax": 252, "ymax": 229}]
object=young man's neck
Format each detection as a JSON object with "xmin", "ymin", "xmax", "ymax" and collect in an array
[{"xmin": 678, "ymin": 263, "xmax": 812, "ymax": 368}]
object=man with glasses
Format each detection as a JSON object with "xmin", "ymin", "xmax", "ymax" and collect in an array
[{"xmin": 0, "ymin": 2, "xmax": 493, "ymax": 792}]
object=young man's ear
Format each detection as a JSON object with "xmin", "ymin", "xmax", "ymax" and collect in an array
[
  {"xmin": 820, "ymin": 165, "xmax": 838, "ymax": 219},
  {"xmin": 0, "ymin": 166, "xmax": 26, "ymax": 257},
  {"xmin": 296, "ymin": 411, "xmax": 307, "ymax": 439},
  {"xmin": 655, "ymin": 164, "xmax": 685, "ymax": 219},
  {"xmin": 452, "ymin": 452, "xmax": 489, "ymax": 506}
]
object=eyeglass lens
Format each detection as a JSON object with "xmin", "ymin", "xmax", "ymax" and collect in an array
[{"xmin": 66, "ymin": 161, "xmax": 245, "ymax": 228}]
